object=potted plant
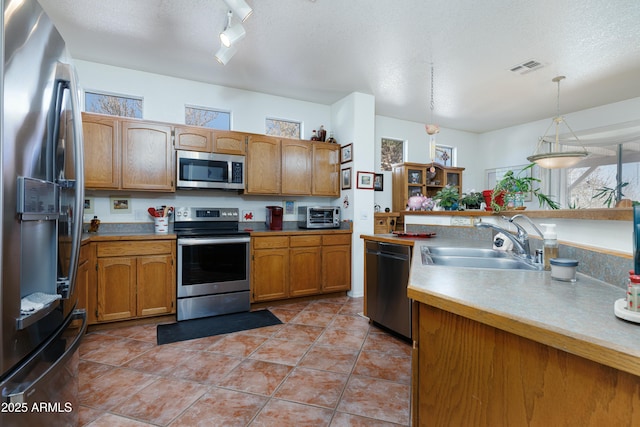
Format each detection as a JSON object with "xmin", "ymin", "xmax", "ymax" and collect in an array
[
  {"xmin": 490, "ymin": 163, "xmax": 559, "ymax": 212},
  {"xmin": 433, "ymin": 185, "xmax": 460, "ymax": 211},
  {"xmin": 460, "ymin": 190, "xmax": 483, "ymax": 210}
]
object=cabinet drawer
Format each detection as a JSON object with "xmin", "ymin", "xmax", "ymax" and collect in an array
[
  {"xmin": 97, "ymin": 241, "xmax": 173, "ymax": 257},
  {"xmin": 252, "ymin": 236, "xmax": 289, "ymax": 249},
  {"xmin": 322, "ymin": 234, "xmax": 351, "ymax": 246},
  {"xmin": 290, "ymin": 235, "xmax": 322, "ymax": 247}
]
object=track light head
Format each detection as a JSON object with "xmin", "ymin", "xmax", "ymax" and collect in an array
[
  {"xmin": 219, "ymin": 10, "xmax": 246, "ymax": 47},
  {"xmin": 215, "ymin": 44, "xmax": 238, "ymax": 65}
]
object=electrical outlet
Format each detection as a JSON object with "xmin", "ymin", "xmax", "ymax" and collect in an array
[{"xmin": 450, "ymin": 216, "xmax": 474, "ymax": 226}]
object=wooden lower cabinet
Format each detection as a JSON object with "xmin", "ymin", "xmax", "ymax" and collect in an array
[
  {"xmin": 289, "ymin": 235, "xmax": 322, "ymax": 297},
  {"xmin": 251, "ymin": 232, "xmax": 351, "ymax": 303},
  {"xmin": 95, "ymin": 240, "xmax": 175, "ymax": 323},
  {"xmin": 75, "ymin": 241, "xmax": 96, "ymax": 324},
  {"xmin": 412, "ymin": 302, "xmax": 640, "ymax": 426},
  {"xmin": 321, "ymin": 234, "xmax": 351, "ymax": 292}
]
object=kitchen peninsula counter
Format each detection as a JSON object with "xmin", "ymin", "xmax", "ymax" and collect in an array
[{"xmin": 362, "ymin": 233, "xmax": 640, "ymax": 425}]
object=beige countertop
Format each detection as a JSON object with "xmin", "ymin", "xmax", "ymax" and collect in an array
[{"xmin": 361, "ymin": 233, "xmax": 639, "ymax": 377}]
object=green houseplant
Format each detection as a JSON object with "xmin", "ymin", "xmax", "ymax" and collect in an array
[
  {"xmin": 491, "ymin": 163, "xmax": 559, "ymax": 212},
  {"xmin": 433, "ymin": 185, "xmax": 460, "ymax": 210},
  {"xmin": 460, "ymin": 191, "xmax": 483, "ymax": 209}
]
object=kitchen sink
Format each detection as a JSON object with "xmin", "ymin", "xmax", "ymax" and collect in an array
[
  {"xmin": 420, "ymin": 246, "xmax": 541, "ymax": 271},
  {"xmin": 423, "ymin": 246, "xmax": 510, "ymax": 258}
]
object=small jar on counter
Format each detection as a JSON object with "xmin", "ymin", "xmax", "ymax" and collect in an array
[
  {"xmin": 549, "ymin": 258, "xmax": 578, "ymax": 282},
  {"xmin": 89, "ymin": 215, "xmax": 100, "ymax": 233}
]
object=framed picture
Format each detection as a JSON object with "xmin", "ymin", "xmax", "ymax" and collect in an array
[
  {"xmin": 109, "ymin": 196, "xmax": 131, "ymax": 214},
  {"xmin": 374, "ymin": 173, "xmax": 384, "ymax": 191},
  {"xmin": 341, "ymin": 167, "xmax": 352, "ymax": 190},
  {"xmin": 283, "ymin": 200, "xmax": 295, "ymax": 215},
  {"xmin": 84, "ymin": 197, "xmax": 95, "ymax": 214},
  {"xmin": 357, "ymin": 171, "xmax": 375, "ymax": 189},
  {"xmin": 341, "ymin": 143, "xmax": 353, "ymax": 163}
]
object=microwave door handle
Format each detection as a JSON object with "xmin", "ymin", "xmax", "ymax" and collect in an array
[{"xmin": 54, "ymin": 62, "xmax": 85, "ymax": 299}]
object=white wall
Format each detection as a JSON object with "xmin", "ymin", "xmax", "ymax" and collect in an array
[
  {"xmin": 331, "ymin": 92, "xmax": 376, "ymax": 297},
  {"xmin": 373, "ymin": 115, "xmax": 481, "ymax": 211}
]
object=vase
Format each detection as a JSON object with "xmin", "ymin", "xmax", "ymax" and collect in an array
[{"xmin": 482, "ymin": 190, "xmax": 505, "ymax": 211}]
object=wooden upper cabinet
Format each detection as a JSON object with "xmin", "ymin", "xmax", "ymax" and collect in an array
[
  {"xmin": 312, "ymin": 142, "xmax": 340, "ymax": 196},
  {"xmin": 121, "ymin": 121, "xmax": 174, "ymax": 191},
  {"xmin": 82, "ymin": 112, "xmax": 120, "ymax": 189},
  {"xmin": 246, "ymin": 135, "xmax": 281, "ymax": 194},
  {"xmin": 212, "ymin": 130, "xmax": 246, "ymax": 155},
  {"xmin": 174, "ymin": 125, "xmax": 212, "ymax": 152},
  {"xmin": 281, "ymin": 138, "xmax": 312, "ymax": 195}
]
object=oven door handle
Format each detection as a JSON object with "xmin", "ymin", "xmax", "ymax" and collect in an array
[{"xmin": 178, "ymin": 237, "xmax": 251, "ymax": 246}]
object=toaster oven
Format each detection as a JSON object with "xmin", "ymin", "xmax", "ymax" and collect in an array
[{"xmin": 297, "ymin": 206, "xmax": 341, "ymax": 229}]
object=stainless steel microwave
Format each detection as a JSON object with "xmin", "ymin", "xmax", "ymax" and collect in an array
[
  {"xmin": 298, "ymin": 206, "xmax": 341, "ymax": 229},
  {"xmin": 176, "ymin": 150, "xmax": 245, "ymax": 190}
]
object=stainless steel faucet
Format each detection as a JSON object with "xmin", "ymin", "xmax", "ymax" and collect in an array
[{"xmin": 475, "ymin": 214, "xmax": 542, "ymax": 262}]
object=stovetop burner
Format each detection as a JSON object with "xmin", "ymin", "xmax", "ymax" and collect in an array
[{"xmin": 174, "ymin": 207, "xmax": 247, "ymax": 237}]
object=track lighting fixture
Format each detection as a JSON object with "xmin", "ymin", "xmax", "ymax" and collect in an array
[
  {"xmin": 215, "ymin": 44, "xmax": 238, "ymax": 65},
  {"xmin": 219, "ymin": 10, "xmax": 246, "ymax": 47},
  {"xmin": 223, "ymin": 0, "xmax": 253, "ymax": 22}
]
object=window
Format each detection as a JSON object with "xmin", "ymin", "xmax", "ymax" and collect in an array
[
  {"xmin": 85, "ymin": 91, "xmax": 142, "ymax": 118},
  {"xmin": 381, "ymin": 138, "xmax": 404, "ymax": 171},
  {"xmin": 265, "ymin": 118, "xmax": 301, "ymax": 139},
  {"xmin": 566, "ymin": 141, "xmax": 639, "ymax": 208},
  {"xmin": 185, "ymin": 106, "xmax": 230, "ymax": 130},
  {"xmin": 435, "ymin": 145, "xmax": 455, "ymax": 167}
]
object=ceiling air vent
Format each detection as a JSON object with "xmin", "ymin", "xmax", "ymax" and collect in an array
[{"xmin": 509, "ymin": 59, "xmax": 545, "ymax": 75}]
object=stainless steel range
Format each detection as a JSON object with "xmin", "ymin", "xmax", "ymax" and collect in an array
[{"xmin": 174, "ymin": 207, "xmax": 250, "ymax": 321}]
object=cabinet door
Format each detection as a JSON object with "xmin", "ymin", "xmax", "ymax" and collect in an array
[
  {"xmin": 322, "ymin": 245, "xmax": 352, "ymax": 292},
  {"xmin": 121, "ymin": 121, "xmax": 174, "ymax": 191},
  {"xmin": 97, "ymin": 257, "xmax": 136, "ymax": 321},
  {"xmin": 212, "ymin": 130, "xmax": 246, "ymax": 155},
  {"xmin": 246, "ymin": 135, "xmax": 281, "ymax": 194},
  {"xmin": 75, "ymin": 244, "xmax": 90, "ymax": 323},
  {"xmin": 290, "ymin": 246, "xmax": 322, "ymax": 297},
  {"xmin": 82, "ymin": 113, "xmax": 120, "ymax": 189},
  {"xmin": 312, "ymin": 142, "xmax": 339, "ymax": 196},
  {"xmin": 281, "ymin": 139, "xmax": 312, "ymax": 195},
  {"xmin": 174, "ymin": 126, "xmax": 212, "ymax": 152},
  {"xmin": 252, "ymin": 248, "xmax": 289, "ymax": 302},
  {"xmin": 137, "ymin": 254, "xmax": 175, "ymax": 317}
]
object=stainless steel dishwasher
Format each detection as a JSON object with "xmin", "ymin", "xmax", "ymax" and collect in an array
[{"xmin": 365, "ymin": 240, "xmax": 412, "ymax": 340}]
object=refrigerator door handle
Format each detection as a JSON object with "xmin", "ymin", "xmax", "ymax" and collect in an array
[
  {"xmin": 54, "ymin": 62, "xmax": 85, "ymax": 299},
  {"xmin": 4, "ymin": 310, "xmax": 87, "ymax": 404}
]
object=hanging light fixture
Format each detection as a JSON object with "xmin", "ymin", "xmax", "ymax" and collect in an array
[
  {"xmin": 220, "ymin": 10, "xmax": 246, "ymax": 47},
  {"xmin": 223, "ymin": 0, "xmax": 253, "ymax": 22},
  {"xmin": 425, "ymin": 63, "xmax": 440, "ymax": 163},
  {"xmin": 527, "ymin": 76, "xmax": 589, "ymax": 169}
]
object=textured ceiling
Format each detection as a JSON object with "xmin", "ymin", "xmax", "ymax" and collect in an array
[{"xmin": 38, "ymin": 0, "xmax": 640, "ymax": 133}]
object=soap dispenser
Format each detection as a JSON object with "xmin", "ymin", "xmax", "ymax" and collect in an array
[{"xmin": 541, "ymin": 223, "xmax": 558, "ymax": 271}]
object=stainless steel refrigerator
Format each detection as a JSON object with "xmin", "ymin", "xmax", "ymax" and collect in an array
[{"xmin": 0, "ymin": 0, "xmax": 86, "ymax": 425}]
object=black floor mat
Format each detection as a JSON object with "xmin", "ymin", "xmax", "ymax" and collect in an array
[{"xmin": 156, "ymin": 310, "xmax": 282, "ymax": 345}]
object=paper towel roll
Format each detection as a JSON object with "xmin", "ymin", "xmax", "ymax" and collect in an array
[{"xmin": 493, "ymin": 232, "xmax": 514, "ymax": 252}]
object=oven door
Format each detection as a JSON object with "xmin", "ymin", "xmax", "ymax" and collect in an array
[{"xmin": 177, "ymin": 236, "xmax": 250, "ymax": 298}]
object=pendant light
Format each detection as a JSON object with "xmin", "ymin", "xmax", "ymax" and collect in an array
[
  {"xmin": 425, "ymin": 63, "xmax": 440, "ymax": 163},
  {"xmin": 527, "ymin": 76, "xmax": 588, "ymax": 169}
]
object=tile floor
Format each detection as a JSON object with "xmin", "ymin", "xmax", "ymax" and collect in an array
[{"xmin": 78, "ymin": 296, "xmax": 412, "ymax": 426}]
